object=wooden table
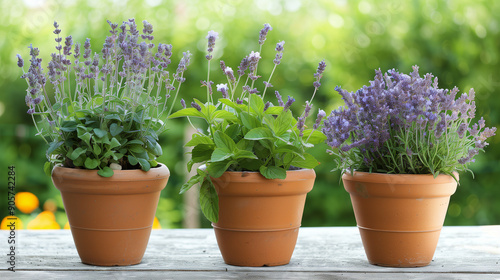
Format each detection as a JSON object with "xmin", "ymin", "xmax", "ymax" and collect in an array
[{"xmin": 1, "ymin": 226, "xmax": 499, "ymax": 279}]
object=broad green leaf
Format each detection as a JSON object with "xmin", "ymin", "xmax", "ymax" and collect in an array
[
  {"xmin": 109, "ymin": 137, "xmax": 121, "ymax": 149},
  {"xmin": 46, "ymin": 141, "xmax": 63, "ymax": 156},
  {"xmin": 60, "ymin": 121, "xmax": 77, "ymax": 132},
  {"xmin": 244, "ymin": 127, "xmax": 273, "ymax": 140},
  {"xmin": 44, "ymin": 161, "xmax": 52, "ymax": 176},
  {"xmin": 249, "ymin": 94, "xmax": 265, "ymax": 115},
  {"xmin": 207, "ymin": 160, "xmax": 235, "ymax": 178},
  {"xmin": 213, "ymin": 131, "xmax": 236, "ymax": 151},
  {"xmin": 192, "ymin": 144, "xmax": 215, "ymax": 163},
  {"xmin": 224, "ymin": 124, "xmax": 241, "ymax": 140},
  {"xmin": 186, "ymin": 135, "xmax": 214, "ymax": 147},
  {"xmin": 199, "ymin": 179, "xmax": 219, "ymax": 223},
  {"xmin": 79, "ymin": 132, "xmax": 91, "ymax": 145},
  {"xmin": 219, "ymin": 98, "xmax": 245, "ymax": 112},
  {"xmin": 290, "ymin": 153, "xmax": 319, "ymax": 169},
  {"xmin": 126, "ymin": 139, "xmax": 144, "ymax": 145},
  {"xmin": 259, "ymin": 165, "xmax": 287, "ymax": 179},
  {"xmin": 145, "ymin": 136, "xmax": 162, "ymax": 156},
  {"xmin": 128, "ymin": 155, "xmax": 139, "ymax": 166},
  {"xmin": 275, "ymin": 144, "xmax": 305, "ymax": 159},
  {"xmin": 110, "ymin": 123, "xmax": 124, "ymax": 137},
  {"xmin": 93, "ymin": 128, "xmax": 107, "ymax": 138},
  {"xmin": 168, "ymin": 108, "xmax": 205, "ymax": 119},
  {"xmin": 180, "ymin": 174, "xmax": 204, "ymax": 194},
  {"xmin": 264, "ymin": 106, "xmax": 283, "ymax": 115},
  {"xmin": 97, "ymin": 166, "xmax": 114, "ymax": 177},
  {"xmin": 302, "ymin": 129, "xmax": 327, "ymax": 144},
  {"xmin": 234, "ymin": 150, "xmax": 258, "ymax": 160},
  {"xmin": 104, "ymin": 114, "xmax": 122, "ymax": 121},
  {"xmin": 137, "ymin": 158, "xmax": 151, "ymax": 171},
  {"xmin": 211, "ymin": 148, "xmax": 233, "ymax": 162},
  {"xmin": 212, "ymin": 110, "xmax": 239, "ymax": 123},
  {"xmin": 240, "ymin": 111, "xmax": 260, "ymax": 130},
  {"xmin": 84, "ymin": 158, "xmax": 100, "ymax": 169},
  {"xmin": 275, "ymin": 110, "xmax": 294, "ymax": 136},
  {"xmin": 70, "ymin": 147, "xmax": 87, "ymax": 160},
  {"xmin": 129, "ymin": 144, "xmax": 145, "ymax": 153},
  {"xmin": 93, "ymin": 144, "xmax": 102, "ymax": 155}
]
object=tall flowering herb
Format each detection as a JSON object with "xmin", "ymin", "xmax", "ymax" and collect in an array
[
  {"xmin": 17, "ymin": 19, "xmax": 190, "ymax": 177},
  {"xmin": 170, "ymin": 24, "xmax": 327, "ymax": 223},
  {"xmin": 323, "ymin": 66, "xmax": 496, "ymax": 178}
]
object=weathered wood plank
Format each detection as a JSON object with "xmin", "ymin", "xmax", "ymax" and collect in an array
[
  {"xmin": 0, "ymin": 226, "xmax": 498, "ymax": 277},
  {"xmin": 2, "ymin": 271, "xmax": 500, "ymax": 280}
]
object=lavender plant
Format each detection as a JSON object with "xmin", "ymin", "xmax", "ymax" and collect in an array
[
  {"xmin": 323, "ymin": 66, "xmax": 496, "ymax": 179},
  {"xmin": 18, "ymin": 19, "xmax": 190, "ymax": 177},
  {"xmin": 170, "ymin": 24, "xmax": 327, "ymax": 222}
]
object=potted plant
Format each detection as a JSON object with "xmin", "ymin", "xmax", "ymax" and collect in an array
[
  {"xmin": 170, "ymin": 24, "xmax": 327, "ymax": 266},
  {"xmin": 17, "ymin": 19, "xmax": 191, "ymax": 266},
  {"xmin": 323, "ymin": 66, "xmax": 496, "ymax": 267}
]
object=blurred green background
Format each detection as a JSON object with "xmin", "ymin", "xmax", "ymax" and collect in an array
[{"xmin": 1, "ymin": 0, "xmax": 499, "ymax": 228}]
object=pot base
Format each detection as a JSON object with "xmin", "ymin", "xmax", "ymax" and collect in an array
[
  {"xmin": 71, "ymin": 226, "xmax": 152, "ymax": 266},
  {"xmin": 213, "ymin": 226, "xmax": 299, "ymax": 267}
]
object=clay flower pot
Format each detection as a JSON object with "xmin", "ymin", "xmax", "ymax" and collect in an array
[
  {"xmin": 51, "ymin": 164, "xmax": 170, "ymax": 266},
  {"xmin": 342, "ymin": 171, "xmax": 458, "ymax": 267},
  {"xmin": 211, "ymin": 169, "xmax": 315, "ymax": 267}
]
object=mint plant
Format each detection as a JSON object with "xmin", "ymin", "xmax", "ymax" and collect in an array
[
  {"xmin": 170, "ymin": 24, "xmax": 327, "ymax": 222},
  {"xmin": 323, "ymin": 66, "xmax": 496, "ymax": 179},
  {"xmin": 18, "ymin": 19, "xmax": 190, "ymax": 177}
]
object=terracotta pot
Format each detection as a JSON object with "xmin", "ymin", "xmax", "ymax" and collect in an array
[
  {"xmin": 211, "ymin": 169, "xmax": 315, "ymax": 267},
  {"xmin": 51, "ymin": 164, "xmax": 169, "ymax": 266},
  {"xmin": 342, "ymin": 171, "xmax": 458, "ymax": 267}
]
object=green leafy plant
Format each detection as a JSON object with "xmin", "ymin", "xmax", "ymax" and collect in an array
[
  {"xmin": 18, "ymin": 19, "xmax": 190, "ymax": 177},
  {"xmin": 170, "ymin": 24, "xmax": 327, "ymax": 222}
]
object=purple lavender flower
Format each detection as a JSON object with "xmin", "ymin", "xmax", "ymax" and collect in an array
[
  {"xmin": 313, "ymin": 60, "xmax": 326, "ymax": 89},
  {"xmin": 216, "ymin": 83, "xmax": 229, "ymax": 98},
  {"xmin": 175, "ymin": 51, "xmax": 191, "ymax": 83},
  {"xmin": 16, "ymin": 54, "xmax": 24, "ymax": 67},
  {"xmin": 205, "ymin": 30, "xmax": 218, "ymax": 60},
  {"xmin": 180, "ymin": 99, "xmax": 186, "ymax": 109},
  {"xmin": 259, "ymin": 23, "xmax": 272, "ymax": 45},
  {"xmin": 297, "ymin": 117, "xmax": 305, "ymax": 137},
  {"xmin": 283, "ymin": 96, "xmax": 295, "ymax": 111},
  {"xmin": 303, "ymin": 101, "xmax": 312, "ymax": 118},
  {"xmin": 191, "ymin": 102, "xmax": 202, "ymax": 112},
  {"xmin": 27, "ymin": 108, "xmax": 35, "ymax": 114},
  {"xmin": 236, "ymin": 98, "xmax": 243, "ymax": 105},
  {"xmin": 263, "ymin": 81, "xmax": 273, "ymax": 88},
  {"xmin": 274, "ymin": 41, "xmax": 285, "ymax": 65},
  {"xmin": 457, "ymin": 123, "xmax": 467, "ymax": 138},
  {"xmin": 224, "ymin": 66, "xmax": 236, "ymax": 83},
  {"xmin": 313, "ymin": 109, "xmax": 326, "ymax": 130},
  {"xmin": 63, "ymin": 36, "xmax": 73, "ymax": 56},
  {"xmin": 237, "ymin": 56, "xmax": 249, "ymax": 76},
  {"xmin": 53, "ymin": 21, "xmax": 61, "ymax": 35},
  {"xmin": 275, "ymin": 90, "xmax": 284, "ymax": 106},
  {"xmin": 264, "ymin": 101, "xmax": 271, "ymax": 112}
]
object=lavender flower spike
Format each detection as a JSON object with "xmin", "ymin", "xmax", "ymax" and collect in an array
[
  {"xmin": 180, "ymin": 98, "xmax": 186, "ymax": 109},
  {"xmin": 283, "ymin": 96, "xmax": 295, "ymax": 111},
  {"xmin": 191, "ymin": 102, "xmax": 202, "ymax": 112},
  {"xmin": 16, "ymin": 54, "xmax": 24, "ymax": 67},
  {"xmin": 313, "ymin": 109, "xmax": 326, "ymax": 130},
  {"xmin": 216, "ymin": 83, "xmax": 229, "ymax": 98},
  {"xmin": 275, "ymin": 90, "xmax": 284, "ymax": 106},
  {"xmin": 206, "ymin": 30, "xmax": 218, "ymax": 60},
  {"xmin": 259, "ymin": 23, "xmax": 272, "ymax": 45},
  {"xmin": 273, "ymin": 41, "xmax": 285, "ymax": 65}
]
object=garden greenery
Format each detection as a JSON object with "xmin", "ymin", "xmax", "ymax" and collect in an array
[
  {"xmin": 18, "ymin": 19, "xmax": 190, "ymax": 177},
  {"xmin": 170, "ymin": 24, "xmax": 327, "ymax": 222},
  {"xmin": 323, "ymin": 66, "xmax": 496, "ymax": 179}
]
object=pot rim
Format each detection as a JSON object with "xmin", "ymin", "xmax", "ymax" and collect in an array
[
  {"xmin": 213, "ymin": 168, "xmax": 316, "ymax": 182},
  {"xmin": 342, "ymin": 170, "xmax": 459, "ymax": 185},
  {"xmin": 52, "ymin": 163, "xmax": 170, "ymax": 182}
]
